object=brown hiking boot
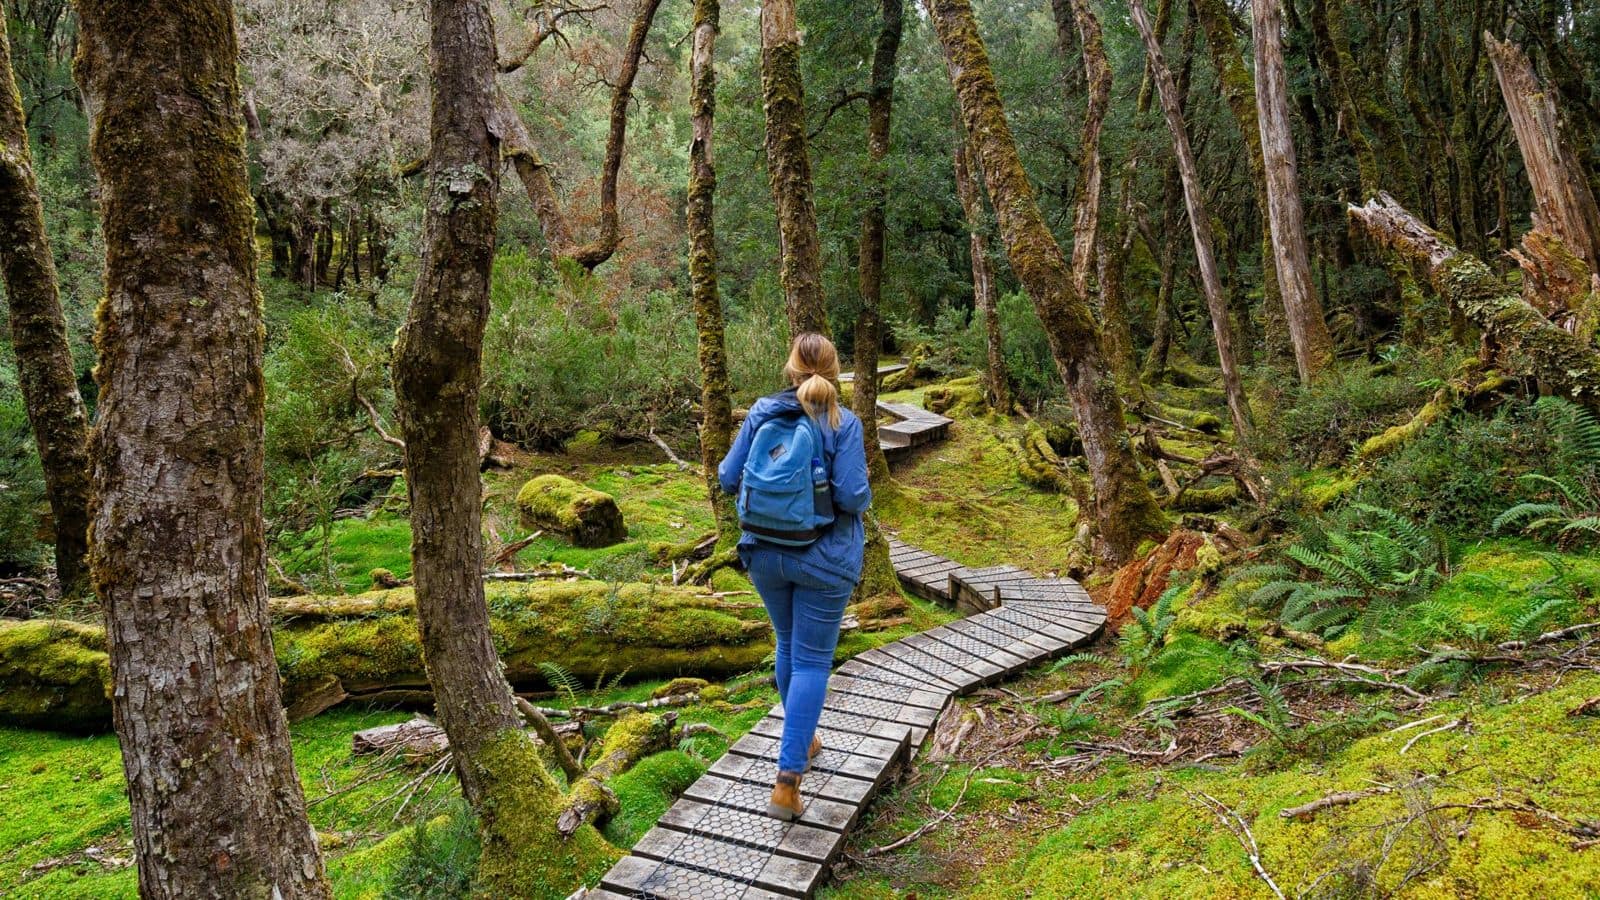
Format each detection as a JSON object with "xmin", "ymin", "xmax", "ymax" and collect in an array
[
  {"xmin": 809, "ymin": 735, "xmax": 822, "ymax": 761},
  {"xmin": 767, "ymin": 771, "xmax": 803, "ymax": 821}
]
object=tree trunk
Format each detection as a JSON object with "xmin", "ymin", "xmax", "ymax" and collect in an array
[
  {"xmin": 1129, "ymin": 0, "xmax": 1253, "ymax": 441},
  {"xmin": 855, "ymin": 0, "xmax": 902, "ymax": 483},
  {"xmin": 1098, "ymin": 163, "xmax": 1143, "ymax": 400},
  {"xmin": 1052, "ymin": 0, "xmax": 1110, "ymax": 304},
  {"xmin": 687, "ymin": 0, "xmax": 738, "ymax": 540},
  {"xmin": 73, "ymin": 1, "xmax": 331, "ymax": 895},
  {"xmin": 1191, "ymin": 0, "xmax": 1287, "ymax": 364},
  {"xmin": 953, "ymin": 134, "xmax": 1010, "ymax": 411},
  {"xmin": 1253, "ymin": 0, "xmax": 1334, "ymax": 383},
  {"xmin": 1486, "ymin": 33, "xmax": 1600, "ymax": 275},
  {"xmin": 927, "ymin": 0, "xmax": 1166, "ymax": 563},
  {"xmin": 393, "ymin": 0, "xmax": 609, "ymax": 894},
  {"xmin": 0, "ymin": 16, "xmax": 90, "ymax": 596},
  {"xmin": 1350, "ymin": 193, "xmax": 1600, "ymax": 399},
  {"xmin": 761, "ymin": 0, "xmax": 829, "ymax": 337},
  {"xmin": 565, "ymin": 0, "xmax": 664, "ymax": 271}
]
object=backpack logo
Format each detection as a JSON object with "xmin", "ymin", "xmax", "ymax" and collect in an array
[{"xmin": 738, "ymin": 413, "xmax": 834, "ymax": 546}]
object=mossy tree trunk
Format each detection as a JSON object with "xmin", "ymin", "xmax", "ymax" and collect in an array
[
  {"xmin": 928, "ymin": 0, "xmax": 1166, "ymax": 563},
  {"xmin": 854, "ymin": 0, "xmax": 902, "ymax": 484},
  {"xmin": 0, "ymin": 16, "xmax": 90, "ymax": 597},
  {"xmin": 74, "ymin": 1, "xmax": 331, "ymax": 895},
  {"xmin": 687, "ymin": 0, "xmax": 738, "ymax": 543},
  {"xmin": 1050, "ymin": 0, "xmax": 1109, "ymax": 305},
  {"xmin": 1098, "ymin": 164, "xmax": 1144, "ymax": 401},
  {"xmin": 953, "ymin": 134, "xmax": 1010, "ymax": 411},
  {"xmin": 1191, "ymin": 0, "xmax": 1289, "ymax": 364},
  {"xmin": 1129, "ymin": 0, "xmax": 1253, "ymax": 442},
  {"xmin": 394, "ymin": 0, "xmax": 610, "ymax": 894},
  {"xmin": 1253, "ymin": 0, "xmax": 1334, "ymax": 383},
  {"xmin": 761, "ymin": 0, "xmax": 828, "ymax": 337}
]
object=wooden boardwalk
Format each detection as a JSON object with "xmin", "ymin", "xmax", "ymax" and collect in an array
[
  {"xmin": 589, "ymin": 541, "xmax": 1105, "ymax": 899},
  {"xmin": 876, "ymin": 401, "xmax": 952, "ymax": 462}
]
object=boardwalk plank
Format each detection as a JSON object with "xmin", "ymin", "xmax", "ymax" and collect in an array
[
  {"xmin": 602, "ymin": 853, "xmax": 792, "ymax": 900},
  {"xmin": 658, "ymin": 799, "xmax": 843, "ymax": 864},
  {"xmin": 632, "ymin": 828, "xmax": 823, "ymax": 897}
]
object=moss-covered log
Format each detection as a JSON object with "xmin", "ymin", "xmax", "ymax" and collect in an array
[
  {"xmin": 1350, "ymin": 194, "xmax": 1600, "ymax": 400},
  {"xmin": 557, "ymin": 711, "xmax": 675, "ymax": 836},
  {"xmin": 2, "ymin": 580, "xmax": 775, "ymax": 732},
  {"xmin": 518, "ymin": 474, "xmax": 627, "ymax": 547}
]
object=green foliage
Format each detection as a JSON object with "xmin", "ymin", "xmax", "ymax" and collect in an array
[
  {"xmin": 1118, "ymin": 585, "xmax": 1179, "ymax": 673},
  {"xmin": 0, "ymin": 368, "xmax": 48, "ymax": 573},
  {"xmin": 1260, "ymin": 357, "xmax": 1448, "ymax": 467},
  {"xmin": 480, "ymin": 253, "xmax": 698, "ymax": 447},
  {"xmin": 1241, "ymin": 504, "xmax": 1445, "ymax": 639},
  {"xmin": 1492, "ymin": 399, "xmax": 1600, "ymax": 548},
  {"xmin": 383, "ymin": 803, "xmax": 481, "ymax": 900}
]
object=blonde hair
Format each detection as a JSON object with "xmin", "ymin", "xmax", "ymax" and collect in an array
[{"xmin": 784, "ymin": 332, "xmax": 842, "ymax": 428}]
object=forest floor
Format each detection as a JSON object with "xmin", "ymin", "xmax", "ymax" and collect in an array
[{"xmin": 6, "ymin": 374, "xmax": 1600, "ymax": 898}]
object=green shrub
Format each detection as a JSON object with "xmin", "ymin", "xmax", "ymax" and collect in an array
[
  {"xmin": 1260, "ymin": 357, "xmax": 1448, "ymax": 467},
  {"xmin": 481, "ymin": 253, "xmax": 699, "ymax": 446},
  {"xmin": 1491, "ymin": 398, "xmax": 1600, "ymax": 548},
  {"xmin": 383, "ymin": 802, "xmax": 481, "ymax": 900}
]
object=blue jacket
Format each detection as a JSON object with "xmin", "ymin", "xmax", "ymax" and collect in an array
[{"xmin": 718, "ymin": 389, "xmax": 872, "ymax": 585}]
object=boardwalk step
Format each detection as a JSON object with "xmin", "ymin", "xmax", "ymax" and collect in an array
[{"xmin": 594, "ymin": 538, "xmax": 1105, "ymax": 898}]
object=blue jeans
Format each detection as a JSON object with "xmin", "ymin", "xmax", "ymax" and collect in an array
[{"xmin": 746, "ymin": 547, "xmax": 853, "ymax": 773}]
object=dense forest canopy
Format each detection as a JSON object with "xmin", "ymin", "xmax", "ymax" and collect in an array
[{"xmin": 5, "ymin": 0, "xmax": 1600, "ymax": 896}]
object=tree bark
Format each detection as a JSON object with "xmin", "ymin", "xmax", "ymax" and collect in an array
[
  {"xmin": 1191, "ymin": 0, "xmax": 1287, "ymax": 363},
  {"xmin": 1252, "ymin": 0, "xmax": 1334, "ymax": 383},
  {"xmin": 565, "ymin": 0, "xmax": 663, "ymax": 270},
  {"xmin": 1098, "ymin": 162, "xmax": 1143, "ymax": 400},
  {"xmin": 687, "ymin": 0, "xmax": 738, "ymax": 542},
  {"xmin": 927, "ymin": 0, "xmax": 1166, "ymax": 563},
  {"xmin": 953, "ymin": 133, "xmax": 1010, "ymax": 411},
  {"xmin": 0, "ymin": 16, "xmax": 90, "ymax": 596},
  {"xmin": 1129, "ymin": 0, "xmax": 1253, "ymax": 441},
  {"xmin": 394, "ymin": 0, "xmax": 609, "ymax": 893},
  {"xmin": 762, "ymin": 0, "xmax": 829, "ymax": 337},
  {"xmin": 73, "ymin": 0, "xmax": 331, "ymax": 895},
  {"xmin": 1486, "ymin": 33, "xmax": 1600, "ymax": 275},
  {"xmin": 1350, "ymin": 193, "xmax": 1600, "ymax": 400},
  {"xmin": 1051, "ymin": 0, "xmax": 1110, "ymax": 303},
  {"xmin": 855, "ymin": 0, "xmax": 902, "ymax": 483}
]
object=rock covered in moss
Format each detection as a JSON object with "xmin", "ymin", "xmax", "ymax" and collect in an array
[
  {"xmin": 517, "ymin": 474, "xmax": 627, "ymax": 547},
  {"xmin": 652, "ymin": 677, "xmax": 709, "ymax": 699},
  {"xmin": 0, "ymin": 619, "xmax": 112, "ymax": 732}
]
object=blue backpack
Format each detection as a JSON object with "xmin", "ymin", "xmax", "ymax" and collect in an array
[{"xmin": 737, "ymin": 409, "xmax": 835, "ymax": 546}]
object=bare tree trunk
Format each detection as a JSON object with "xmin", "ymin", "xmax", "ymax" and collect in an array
[
  {"xmin": 1191, "ymin": 0, "xmax": 1288, "ymax": 364},
  {"xmin": 1253, "ymin": 0, "xmax": 1334, "ymax": 383},
  {"xmin": 953, "ymin": 134, "xmax": 1010, "ymax": 411},
  {"xmin": 1129, "ymin": 0, "xmax": 1253, "ymax": 441},
  {"xmin": 74, "ymin": 1, "xmax": 330, "ymax": 895},
  {"xmin": 762, "ymin": 0, "xmax": 828, "ymax": 337},
  {"xmin": 0, "ymin": 16, "xmax": 90, "ymax": 596},
  {"xmin": 394, "ymin": 0, "xmax": 608, "ymax": 893},
  {"xmin": 1486, "ymin": 33, "xmax": 1600, "ymax": 274},
  {"xmin": 928, "ymin": 0, "xmax": 1166, "ymax": 563},
  {"xmin": 1099, "ymin": 163, "xmax": 1144, "ymax": 400},
  {"xmin": 566, "ymin": 0, "xmax": 663, "ymax": 270},
  {"xmin": 855, "ymin": 0, "xmax": 902, "ymax": 483},
  {"xmin": 687, "ymin": 0, "xmax": 737, "ymax": 537}
]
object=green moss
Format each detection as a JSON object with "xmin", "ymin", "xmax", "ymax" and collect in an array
[
  {"xmin": 0, "ymin": 620, "xmax": 111, "ymax": 731},
  {"xmin": 601, "ymin": 750, "xmax": 707, "ymax": 847},
  {"xmin": 923, "ymin": 375, "xmax": 988, "ymax": 418},
  {"xmin": 517, "ymin": 474, "xmax": 627, "ymax": 548},
  {"xmin": 1127, "ymin": 633, "xmax": 1241, "ymax": 706},
  {"xmin": 279, "ymin": 513, "xmax": 414, "ymax": 592}
]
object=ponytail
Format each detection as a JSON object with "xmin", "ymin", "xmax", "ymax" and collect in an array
[{"xmin": 784, "ymin": 332, "xmax": 843, "ymax": 429}]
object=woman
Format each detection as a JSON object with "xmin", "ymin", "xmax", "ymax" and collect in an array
[{"xmin": 718, "ymin": 332, "xmax": 871, "ymax": 820}]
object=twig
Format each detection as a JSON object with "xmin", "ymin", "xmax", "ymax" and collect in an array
[
  {"xmin": 1401, "ymin": 717, "xmax": 1467, "ymax": 755},
  {"xmin": 860, "ymin": 755, "xmax": 998, "ymax": 857},
  {"xmin": 648, "ymin": 431, "xmax": 692, "ymax": 471},
  {"xmin": 1188, "ymin": 789, "xmax": 1285, "ymax": 899},
  {"xmin": 1497, "ymin": 621, "xmax": 1600, "ymax": 651},
  {"xmin": 489, "ymin": 531, "xmax": 544, "ymax": 570}
]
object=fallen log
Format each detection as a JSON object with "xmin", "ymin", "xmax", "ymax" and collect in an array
[
  {"xmin": 1350, "ymin": 194, "xmax": 1600, "ymax": 400},
  {"xmin": 557, "ymin": 711, "xmax": 677, "ymax": 836},
  {"xmin": 3, "ymin": 579, "xmax": 775, "ymax": 732},
  {"xmin": 353, "ymin": 717, "xmax": 449, "ymax": 757}
]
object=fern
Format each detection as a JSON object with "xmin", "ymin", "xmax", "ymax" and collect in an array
[
  {"xmin": 1047, "ymin": 652, "xmax": 1102, "ymax": 673},
  {"xmin": 1511, "ymin": 594, "xmax": 1575, "ymax": 640},
  {"xmin": 538, "ymin": 661, "xmax": 583, "ymax": 704}
]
